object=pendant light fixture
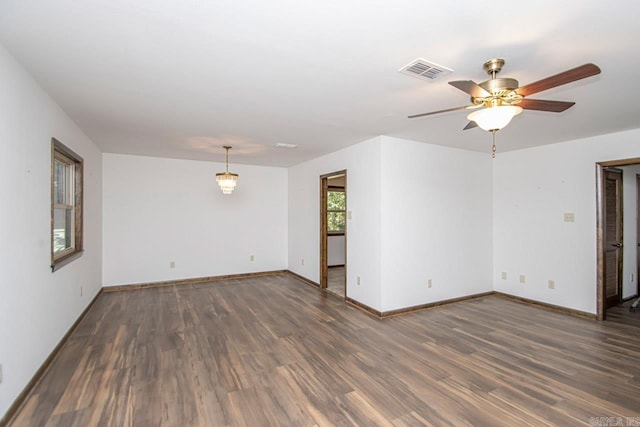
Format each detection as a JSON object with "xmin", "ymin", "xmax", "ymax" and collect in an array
[{"xmin": 216, "ymin": 146, "xmax": 238, "ymax": 194}]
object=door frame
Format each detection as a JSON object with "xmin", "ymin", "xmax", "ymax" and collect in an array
[
  {"xmin": 603, "ymin": 167, "xmax": 623, "ymax": 309},
  {"xmin": 637, "ymin": 173, "xmax": 640, "ymax": 300},
  {"xmin": 596, "ymin": 157, "xmax": 640, "ymax": 320},
  {"xmin": 320, "ymin": 170, "xmax": 347, "ymax": 293}
]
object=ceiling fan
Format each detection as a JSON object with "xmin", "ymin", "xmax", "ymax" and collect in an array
[{"xmin": 408, "ymin": 58, "xmax": 602, "ymax": 134}]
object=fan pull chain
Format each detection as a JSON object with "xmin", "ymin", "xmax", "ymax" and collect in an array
[{"xmin": 491, "ymin": 130, "xmax": 497, "ymax": 158}]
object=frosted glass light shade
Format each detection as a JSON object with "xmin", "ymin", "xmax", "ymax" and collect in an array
[
  {"xmin": 467, "ymin": 105, "xmax": 523, "ymax": 131},
  {"xmin": 216, "ymin": 172, "xmax": 238, "ymax": 194}
]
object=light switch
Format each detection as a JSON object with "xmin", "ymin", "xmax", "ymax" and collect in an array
[
  {"xmin": 563, "ymin": 212, "xmax": 575, "ymax": 222},
  {"xmin": 347, "ymin": 211, "xmax": 352, "ymax": 220}
]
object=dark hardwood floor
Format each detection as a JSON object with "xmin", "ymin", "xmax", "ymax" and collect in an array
[
  {"xmin": 8, "ymin": 274, "xmax": 640, "ymax": 426},
  {"xmin": 326, "ymin": 266, "xmax": 345, "ymax": 297},
  {"xmin": 607, "ymin": 299, "xmax": 640, "ymax": 328}
]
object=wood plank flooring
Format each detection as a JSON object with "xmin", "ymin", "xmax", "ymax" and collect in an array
[
  {"xmin": 607, "ymin": 299, "xmax": 640, "ymax": 328},
  {"xmin": 326, "ymin": 266, "xmax": 345, "ymax": 297},
  {"xmin": 8, "ymin": 274, "xmax": 640, "ymax": 426}
]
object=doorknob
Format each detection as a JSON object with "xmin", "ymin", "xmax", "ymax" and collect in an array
[{"xmin": 612, "ymin": 243, "xmax": 623, "ymax": 248}]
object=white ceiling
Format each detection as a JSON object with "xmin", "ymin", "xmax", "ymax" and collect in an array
[{"xmin": 1, "ymin": 0, "xmax": 639, "ymax": 167}]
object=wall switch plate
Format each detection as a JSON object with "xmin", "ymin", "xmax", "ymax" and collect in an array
[
  {"xmin": 301, "ymin": 258, "xmax": 304, "ymax": 266},
  {"xmin": 347, "ymin": 211, "xmax": 352, "ymax": 219},
  {"xmin": 169, "ymin": 261, "xmax": 175, "ymax": 268},
  {"xmin": 428, "ymin": 279, "xmax": 432, "ymax": 288},
  {"xmin": 250, "ymin": 255, "xmax": 254, "ymax": 262},
  {"xmin": 357, "ymin": 276, "xmax": 361, "ymax": 285},
  {"xmin": 548, "ymin": 280, "xmax": 555, "ymax": 289},
  {"xmin": 0, "ymin": 363, "xmax": 3, "ymax": 384},
  {"xmin": 519, "ymin": 275, "xmax": 526, "ymax": 284},
  {"xmin": 563, "ymin": 212, "xmax": 575, "ymax": 222},
  {"xmin": 80, "ymin": 286, "xmax": 83, "ymax": 297},
  {"xmin": 501, "ymin": 272, "xmax": 507, "ymax": 280}
]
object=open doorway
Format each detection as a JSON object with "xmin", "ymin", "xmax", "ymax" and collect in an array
[
  {"xmin": 596, "ymin": 158, "xmax": 640, "ymax": 324},
  {"xmin": 320, "ymin": 171, "xmax": 347, "ymax": 298}
]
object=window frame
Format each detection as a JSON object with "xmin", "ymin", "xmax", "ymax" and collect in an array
[
  {"xmin": 51, "ymin": 138, "xmax": 84, "ymax": 271},
  {"xmin": 327, "ymin": 186, "xmax": 346, "ymax": 235}
]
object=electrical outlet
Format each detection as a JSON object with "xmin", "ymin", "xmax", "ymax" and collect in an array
[
  {"xmin": 563, "ymin": 212, "xmax": 575, "ymax": 222},
  {"xmin": 548, "ymin": 280, "xmax": 555, "ymax": 290},
  {"xmin": 357, "ymin": 276, "xmax": 361, "ymax": 285},
  {"xmin": 250, "ymin": 255, "xmax": 254, "ymax": 262},
  {"xmin": 428, "ymin": 279, "xmax": 432, "ymax": 288},
  {"xmin": 501, "ymin": 272, "xmax": 507, "ymax": 280},
  {"xmin": 519, "ymin": 275, "xmax": 526, "ymax": 284},
  {"xmin": 301, "ymin": 258, "xmax": 304, "ymax": 266},
  {"xmin": 169, "ymin": 261, "xmax": 175, "ymax": 269}
]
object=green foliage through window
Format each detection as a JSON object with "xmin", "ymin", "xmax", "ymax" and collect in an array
[
  {"xmin": 327, "ymin": 190, "xmax": 345, "ymax": 232},
  {"xmin": 51, "ymin": 138, "xmax": 84, "ymax": 271}
]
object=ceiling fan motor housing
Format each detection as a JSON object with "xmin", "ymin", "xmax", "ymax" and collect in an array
[
  {"xmin": 479, "ymin": 77, "xmax": 519, "ymax": 95},
  {"xmin": 474, "ymin": 58, "xmax": 522, "ymax": 106},
  {"xmin": 476, "ymin": 78, "xmax": 520, "ymax": 106}
]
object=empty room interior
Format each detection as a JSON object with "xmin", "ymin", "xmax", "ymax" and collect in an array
[{"xmin": 1, "ymin": 1, "xmax": 640, "ymax": 425}]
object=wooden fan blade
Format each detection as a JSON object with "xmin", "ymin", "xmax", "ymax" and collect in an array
[
  {"xmin": 408, "ymin": 105, "xmax": 473, "ymax": 119},
  {"xmin": 449, "ymin": 80, "xmax": 491, "ymax": 98},
  {"xmin": 463, "ymin": 121, "xmax": 478, "ymax": 130},
  {"xmin": 518, "ymin": 99, "xmax": 575, "ymax": 112},
  {"xmin": 517, "ymin": 63, "xmax": 601, "ymax": 97}
]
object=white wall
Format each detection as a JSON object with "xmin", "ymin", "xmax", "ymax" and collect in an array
[
  {"xmin": 494, "ymin": 129, "xmax": 640, "ymax": 314},
  {"xmin": 380, "ymin": 137, "xmax": 493, "ymax": 311},
  {"xmin": 102, "ymin": 154, "xmax": 288, "ymax": 286},
  {"xmin": 328, "ymin": 235, "xmax": 345, "ymax": 266},
  {"xmin": 0, "ymin": 44, "xmax": 102, "ymax": 418},
  {"xmin": 288, "ymin": 137, "xmax": 383, "ymax": 310},
  {"xmin": 621, "ymin": 164, "xmax": 640, "ymax": 298},
  {"xmin": 288, "ymin": 136, "xmax": 494, "ymax": 313}
]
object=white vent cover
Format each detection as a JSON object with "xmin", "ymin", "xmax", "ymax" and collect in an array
[{"xmin": 398, "ymin": 58, "xmax": 453, "ymax": 81}]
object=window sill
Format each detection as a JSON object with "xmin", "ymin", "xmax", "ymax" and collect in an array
[{"xmin": 51, "ymin": 250, "xmax": 84, "ymax": 272}]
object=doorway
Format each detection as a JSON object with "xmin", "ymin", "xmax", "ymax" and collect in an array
[
  {"xmin": 596, "ymin": 158, "xmax": 640, "ymax": 321},
  {"xmin": 320, "ymin": 170, "xmax": 347, "ymax": 297},
  {"xmin": 603, "ymin": 168, "xmax": 623, "ymax": 309}
]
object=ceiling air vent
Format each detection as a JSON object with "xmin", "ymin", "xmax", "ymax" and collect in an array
[{"xmin": 398, "ymin": 58, "xmax": 453, "ymax": 81}]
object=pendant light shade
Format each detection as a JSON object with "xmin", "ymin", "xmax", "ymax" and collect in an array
[
  {"xmin": 467, "ymin": 105, "xmax": 523, "ymax": 131},
  {"xmin": 216, "ymin": 146, "xmax": 238, "ymax": 194}
]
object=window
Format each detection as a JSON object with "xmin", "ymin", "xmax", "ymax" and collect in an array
[
  {"xmin": 51, "ymin": 138, "xmax": 83, "ymax": 271},
  {"xmin": 327, "ymin": 188, "xmax": 346, "ymax": 234}
]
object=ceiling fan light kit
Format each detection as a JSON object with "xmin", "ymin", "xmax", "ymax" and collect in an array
[
  {"xmin": 467, "ymin": 105, "xmax": 523, "ymax": 132},
  {"xmin": 408, "ymin": 58, "xmax": 601, "ymax": 156}
]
